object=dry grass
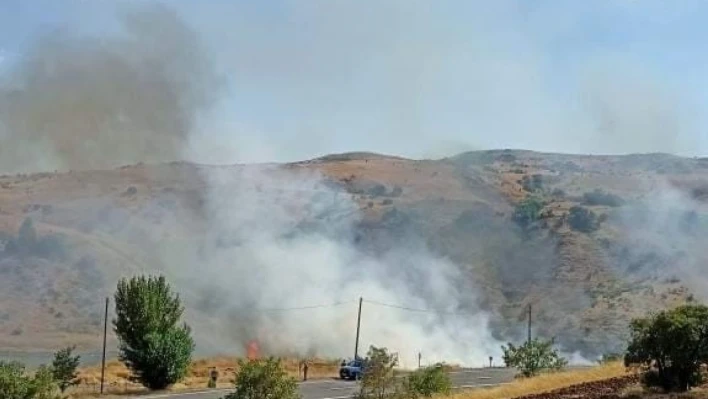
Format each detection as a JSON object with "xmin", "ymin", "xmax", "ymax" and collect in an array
[
  {"xmin": 449, "ymin": 362, "xmax": 631, "ymax": 399},
  {"xmin": 68, "ymin": 356, "xmax": 340, "ymax": 397}
]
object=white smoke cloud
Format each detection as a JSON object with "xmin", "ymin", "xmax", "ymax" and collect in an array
[
  {"xmin": 164, "ymin": 164, "xmax": 503, "ymax": 367},
  {"xmin": 609, "ymin": 177, "xmax": 708, "ymax": 295}
]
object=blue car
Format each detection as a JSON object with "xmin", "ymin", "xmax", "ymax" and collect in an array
[{"xmin": 339, "ymin": 359, "xmax": 366, "ymax": 380}]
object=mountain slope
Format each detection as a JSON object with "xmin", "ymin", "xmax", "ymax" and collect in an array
[{"xmin": 0, "ymin": 150, "xmax": 703, "ymax": 360}]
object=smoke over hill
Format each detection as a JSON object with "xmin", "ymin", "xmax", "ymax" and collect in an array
[
  {"xmin": 0, "ymin": 3, "xmax": 221, "ymax": 173},
  {"xmin": 0, "ymin": 2, "xmax": 704, "ymax": 367}
]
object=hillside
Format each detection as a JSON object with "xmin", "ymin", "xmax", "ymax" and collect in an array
[{"xmin": 0, "ymin": 150, "xmax": 705, "ymax": 362}]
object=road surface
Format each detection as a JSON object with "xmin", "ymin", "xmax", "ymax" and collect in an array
[{"xmin": 125, "ymin": 368, "xmax": 518, "ymax": 399}]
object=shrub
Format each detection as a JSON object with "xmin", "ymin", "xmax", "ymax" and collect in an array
[
  {"xmin": 0, "ymin": 361, "xmax": 60, "ymax": 399},
  {"xmin": 512, "ymin": 197, "xmax": 544, "ymax": 230},
  {"xmin": 568, "ymin": 206, "xmax": 597, "ymax": 232},
  {"xmin": 30, "ymin": 366, "xmax": 59, "ymax": 399},
  {"xmin": 404, "ymin": 363, "xmax": 452, "ymax": 397},
  {"xmin": 113, "ymin": 275, "xmax": 195, "ymax": 390},
  {"xmin": 223, "ymin": 357, "xmax": 299, "ymax": 399},
  {"xmin": 501, "ymin": 338, "xmax": 568, "ymax": 377},
  {"xmin": 51, "ymin": 346, "xmax": 80, "ymax": 392},
  {"xmin": 625, "ymin": 304, "xmax": 708, "ymax": 392},
  {"xmin": 582, "ymin": 189, "xmax": 624, "ymax": 207},
  {"xmin": 359, "ymin": 346, "xmax": 399, "ymax": 399}
]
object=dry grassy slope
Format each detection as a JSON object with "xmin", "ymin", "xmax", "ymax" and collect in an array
[{"xmin": 0, "ymin": 150, "xmax": 704, "ymax": 356}]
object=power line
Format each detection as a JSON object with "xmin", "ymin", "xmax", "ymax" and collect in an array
[
  {"xmin": 362, "ymin": 299, "xmax": 473, "ymax": 316},
  {"xmin": 240, "ymin": 300, "xmax": 358, "ymax": 312}
]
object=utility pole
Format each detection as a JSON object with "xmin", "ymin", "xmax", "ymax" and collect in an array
[
  {"xmin": 527, "ymin": 303, "xmax": 532, "ymax": 344},
  {"xmin": 354, "ymin": 297, "xmax": 363, "ymax": 360},
  {"xmin": 100, "ymin": 297, "xmax": 109, "ymax": 395},
  {"xmin": 418, "ymin": 352, "xmax": 422, "ymax": 368}
]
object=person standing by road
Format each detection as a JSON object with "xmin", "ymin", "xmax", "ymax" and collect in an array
[{"xmin": 302, "ymin": 359, "xmax": 309, "ymax": 381}]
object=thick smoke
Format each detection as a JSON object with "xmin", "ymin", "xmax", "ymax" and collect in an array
[
  {"xmin": 164, "ymin": 165, "xmax": 502, "ymax": 367},
  {"xmin": 0, "ymin": 3, "xmax": 221, "ymax": 173},
  {"xmin": 609, "ymin": 177, "xmax": 708, "ymax": 296},
  {"xmin": 4, "ymin": 1, "xmax": 702, "ymax": 365}
]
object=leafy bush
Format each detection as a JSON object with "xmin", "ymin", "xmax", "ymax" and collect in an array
[
  {"xmin": 0, "ymin": 361, "xmax": 60, "ymax": 399},
  {"xmin": 512, "ymin": 197, "xmax": 544, "ymax": 230},
  {"xmin": 567, "ymin": 206, "xmax": 598, "ymax": 232},
  {"xmin": 582, "ymin": 189, "xmax": 624, "ymax": 207},
  {"xmin": 223, "ymin": 357, "xmax": 299, "ymax": 399},
  {"xmin": 404, "ymin": 363, "xmax": 452, "ymax": 397},
  {"xmin": 501, "ymin": 338, "xmax": 568, "ymax": 377},
  {"xmin": 359, "ymin": 346, "xmax": 399, "ymax": 399},
  {"xmin": 113, "ymin": 275, "xmax": 195, "ymax": 390},
  {"xmin": 51, "ymin": 346, "xmax": 80, "ymax": 392},
  {"xmin": 625, "ymin": 304, "xmax": 708, "ymax": 392}
]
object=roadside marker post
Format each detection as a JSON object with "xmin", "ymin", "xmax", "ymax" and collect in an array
[{"xmin": 100, "ymin": 297, "xmax": 109, "ymax": 395}]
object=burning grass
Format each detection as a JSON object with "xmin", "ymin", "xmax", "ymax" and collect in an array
[
  {"xmin": 68, "ymin": 356, "xmax": 341, "ymax": 397},
  {"xmin": 449, "ymin": 362, "xmax": 631, "ymax": 399}
]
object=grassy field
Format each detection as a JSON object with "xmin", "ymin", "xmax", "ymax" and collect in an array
[
  {"xmin": 68, "ymin": 356, "xmax": 341, "ymax": 396},
  {"xmin": 449, "ymin": 362, "xmax": 630, "ymax": 399}
]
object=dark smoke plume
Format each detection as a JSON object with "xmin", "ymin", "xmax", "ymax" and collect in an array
[{"xmin": 0, "ymin": 3, "xmax": 222, "ymax": 173}]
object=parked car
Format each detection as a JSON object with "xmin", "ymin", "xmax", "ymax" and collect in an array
[{"xmin": 339, "ymin": 359, "xmax": 366, "ymax": 380}]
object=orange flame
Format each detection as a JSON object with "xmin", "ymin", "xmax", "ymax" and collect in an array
[{"xmin": 246, "ymin": 340, "xmax": 260, "ymax": 360}]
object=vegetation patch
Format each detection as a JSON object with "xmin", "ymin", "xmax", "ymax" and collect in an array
[
  {"xmin": 625, "ymin": 304, "xmax": 708, "ymax": 392},
  {"xmin": 512, "ymin": 197, "xmax": 545, "ymax": 230}
]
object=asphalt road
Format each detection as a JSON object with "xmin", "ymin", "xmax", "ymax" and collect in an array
[{"xmin": 126, "ymin": 368, "xmax": 518, "ymax": 399}]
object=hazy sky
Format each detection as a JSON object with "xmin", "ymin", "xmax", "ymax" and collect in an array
[{"xmin": 2, "ymin": 0, "xmax": 708, "ymax": 163}]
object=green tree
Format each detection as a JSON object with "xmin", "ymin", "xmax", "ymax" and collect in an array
[
  {"xmin": 51, "ymin": 346, "xmax": 80, "ymax": 393},
  {"xmin": 501, "ymin": 338, "xmax": 568, "ymax": 377},
  {"xmin": 113, "ymin": 275, "xmax": 195, "ymax": 390},
  {"xmin": 223, "ymin": 357, "xmax": 299, "ymax": 399},
  {"xmin": 0, "ymin": 361, "xmax": 59, "ymax": 399},
  {"xmin": 512, "ymin": 197, "xmax": 544, "ymax": 230},
  {"xmin": 404, "ymin": 363, "xmax": 452, "ymax": 397},
  {"xmin": 625, "ymin": 304, "xmax": 708, "ymax": 392},
  {"xmin": 359, "ymin": 346, "xmax": 399, "ymax": 399}
]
